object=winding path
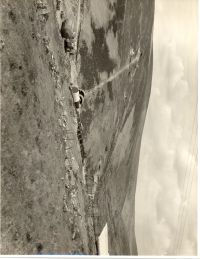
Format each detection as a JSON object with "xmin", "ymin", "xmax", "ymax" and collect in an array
[{"xmin": 85, "ymin": 47, "xmax": 141, "ymax": 96}]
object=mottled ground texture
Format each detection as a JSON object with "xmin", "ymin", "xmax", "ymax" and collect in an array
[
  {"xmin": 1, "ymin": 0, "xmax": 154, "ymax": 255},
  {"xmin": 78, "ymin": 0, "xmax": 154, "ymax": 255}
]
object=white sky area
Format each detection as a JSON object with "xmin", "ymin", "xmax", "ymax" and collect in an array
[
  {"xmin": 98, "ymin": 224, "xmax": 109, "ymax": 255},
  {"xmin": 135, "ymin": 0, "xmax": 198, "ymax": 256}
]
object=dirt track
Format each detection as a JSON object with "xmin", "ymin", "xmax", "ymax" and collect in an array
[{"xmin": 85, "ymin": 47, "xmax": 141, "ymax": 96}]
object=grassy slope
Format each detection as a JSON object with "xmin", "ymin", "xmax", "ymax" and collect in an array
[
  {"xmin": 1, "ymin": 0, "xmax": 94, "ymax": 254},
  {"xmin": 78, "ymin": 0, "xmax": 155, "ymax": 255}
]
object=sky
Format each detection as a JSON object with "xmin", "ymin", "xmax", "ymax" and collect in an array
[{"xmin": 135, "ymin": 0, "xmax": 198, "ymax": 256}]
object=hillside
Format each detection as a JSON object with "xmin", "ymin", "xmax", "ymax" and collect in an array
[
  {"xmin": 1, "ymin": 0, "xmax": 154, "ymax": 255},
  {"xmin": 1, "ymin": 0, "xmax": 96, "ymax": 254},
  {"xmin": 78, "ymin": 0, "xmax": 154, "ymax": 255}
]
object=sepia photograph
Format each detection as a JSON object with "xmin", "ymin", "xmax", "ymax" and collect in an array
[{"xmin": 0, "ymin": 0, "xmax": 198, "ymax": 256}]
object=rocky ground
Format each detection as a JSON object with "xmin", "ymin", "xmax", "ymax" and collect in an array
[{"xmin": 1, "ymin": 0, "xmax": 96, "ymax": 255}]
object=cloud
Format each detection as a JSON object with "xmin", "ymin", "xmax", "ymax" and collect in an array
[{"xmin": 135, "ymin": 0, "xmax": 197, "ymax": 255}]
